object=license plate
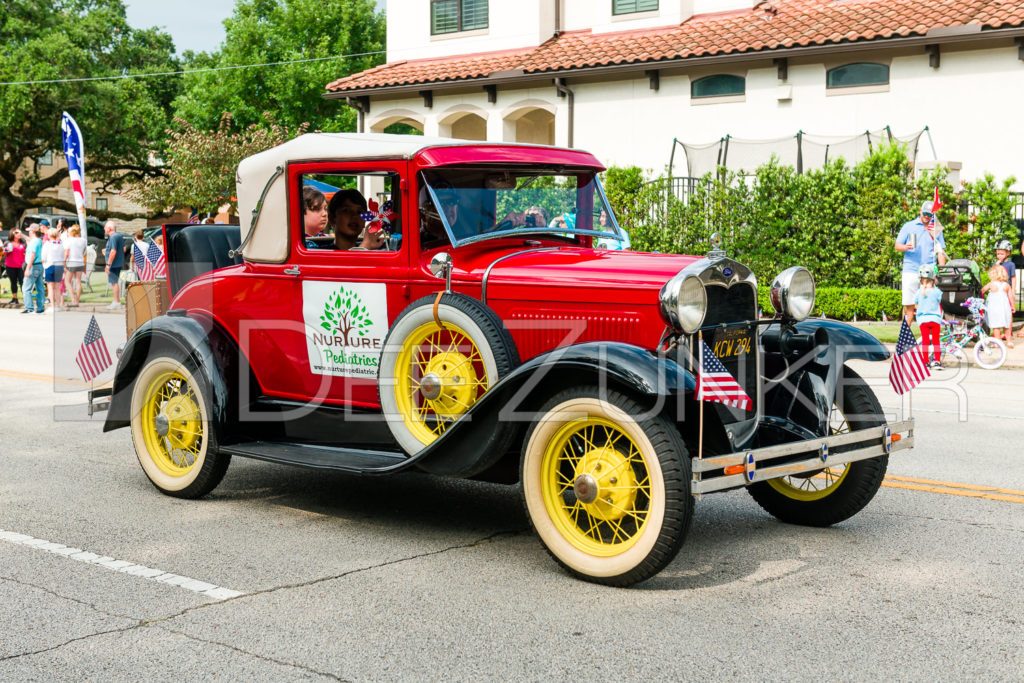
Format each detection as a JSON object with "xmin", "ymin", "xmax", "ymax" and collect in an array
[{"xmin": 710, "ymin": 325, "xmax": 753, "ymax": 360}]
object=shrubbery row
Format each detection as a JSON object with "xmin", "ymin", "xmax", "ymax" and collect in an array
[
  {"xmin": 604, "ymin": 143, "xmax": 1018, "ymax": 294},
  {"xmin": 757, "ymin": 287, "xmax": 902, "ymax": 322}
]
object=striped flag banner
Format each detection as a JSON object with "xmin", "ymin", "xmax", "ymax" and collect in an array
[
  {"xmin": 889, "ymin": 319, "xmax": 930, "ymax": 395},
  {"xmin": 61, "ymin": 112, "xmax": 87, "ymax": 230},
  {"xmin": 697, "ymin": 338, "xmax": 752, "ymax": 411},
  {"xmin": 75, "ymin": 315, "xmax": 112, "ymax": 382},
  {"xmin": 146, "ymin": 241, "xmax": 167, "ymax": 278}
]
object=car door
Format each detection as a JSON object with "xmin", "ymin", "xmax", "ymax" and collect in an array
[{"xmin": 238, "ymin": 161, "xmax": 413, "ymax": 409}]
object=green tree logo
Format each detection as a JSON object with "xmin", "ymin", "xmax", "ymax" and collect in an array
[{"xmin": 320, "ymin": 287, "xmax": 372, "ymax": 345}]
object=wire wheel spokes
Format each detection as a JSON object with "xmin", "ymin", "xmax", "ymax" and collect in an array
[
  {"xmin": 408, "ymin": 326, "xmax": 488, "ymax": 436},
  {"xmin": 546, "ymin": 418, "xmax": 652, "ymax": 551},
  {"xmin": 147, "ymin": 372, "xmax": 203, "ymax": 473}
]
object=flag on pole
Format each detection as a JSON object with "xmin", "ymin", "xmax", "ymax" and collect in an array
[
  {"xmin": 187, "ymin": 208, "xmax": 200, "ymax": 224},
  {"xmin": 61, "ymin": 112, "xmax": 88, "ymax": 230},
  {"xmin": 696, "ymin": 339, "xmax": 752, "ymax": 411},
  {"xmin": 889, "ymin": 319, "xmax": 930, "ymax": 395},
  {"xmin": 133, "ymin": 242, "xmax": 149, "ymax": 278},
  {"xmin": 932, "ymin": 186, "xmax": 942, "ymax": 214},
  {"xmin": 75, "ymin": 315, "xmax": 112, "ymax": 382}
]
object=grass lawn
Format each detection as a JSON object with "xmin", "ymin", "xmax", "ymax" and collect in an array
[{"xmin": 850, "ymin": 322, "xmax": 901, "ymax": 344}]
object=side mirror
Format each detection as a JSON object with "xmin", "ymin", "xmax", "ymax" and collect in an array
[{"xmin": 429, "ymin": 251, "xmax": 453, "ymax": 292}]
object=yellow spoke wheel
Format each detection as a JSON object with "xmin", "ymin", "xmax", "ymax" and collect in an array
[
  {"xmin": 130, "ymin": 353, "xmax": 229, "ymax": 498},
  {"xmin": 767, "ymin": 407, "xmax": 851, "ymax": 501},
  {"xmin": 379, "ymin": 293, "xmax": 519, "ymax": 465},
  {"xmin": 394, "ymin": 321, "xmax": 488, "ymax": 445},
  {"xmin": 540, "ymin": 417, "xmax": 651, "ymax": 556},
  {"xmin": 523, "ymin": 389, "xmax": 692, "ymax": 586}
]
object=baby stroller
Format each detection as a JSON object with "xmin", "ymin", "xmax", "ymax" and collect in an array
[
  {"xmin": 939, "ymin": 296, "xmax": 1007, "ymax": 370},
  {"xmin": 935, "ymin": 259, "xmax": 982, "ymax": 319}
]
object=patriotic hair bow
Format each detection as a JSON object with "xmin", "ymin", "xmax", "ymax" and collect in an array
[{"xmin": 360, "ymin": 199, "xmax": 397, "ymax": 234}]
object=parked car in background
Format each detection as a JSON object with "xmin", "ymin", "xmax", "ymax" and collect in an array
[{"xmin": 18, "ymin": 213, "xmax": 107, "ymax": 265}]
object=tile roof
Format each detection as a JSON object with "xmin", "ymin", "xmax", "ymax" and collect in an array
[{"xmin": 326, "ymin": 0, "xmax": 1024, "ymax": 93}]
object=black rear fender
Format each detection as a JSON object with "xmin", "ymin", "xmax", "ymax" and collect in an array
[{"xmin": 103, "ymin": 313, "xmax": 244, "ymax": 438}]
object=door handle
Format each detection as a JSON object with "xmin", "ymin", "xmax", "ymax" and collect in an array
[{"xmin": 284, "ymin": 265, "xmax": 301, "ymax": 276}]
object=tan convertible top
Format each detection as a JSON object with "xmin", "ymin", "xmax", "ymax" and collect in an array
[{"xmin": 236, "ymin": 132, "xmax": 471, "ymax": 263}]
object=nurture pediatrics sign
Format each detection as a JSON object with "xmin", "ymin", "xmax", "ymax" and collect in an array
[{"xmin": 302, "ymin": 281, "xmax": 387, "ymax": 378}]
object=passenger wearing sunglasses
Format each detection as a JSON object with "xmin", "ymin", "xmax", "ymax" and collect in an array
[{"xmin": 895, "ymin": 200, "xmax": 947, "ymax": 324}]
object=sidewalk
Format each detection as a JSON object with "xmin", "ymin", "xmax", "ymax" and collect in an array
[{"xmin": 882, "ymin": 336, "xmax": 1024, "ymax": 370}]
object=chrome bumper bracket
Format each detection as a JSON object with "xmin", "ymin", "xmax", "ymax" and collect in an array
[{"xmin": 692, "ymin": 419, "xmax": 913, "ymax": 496}]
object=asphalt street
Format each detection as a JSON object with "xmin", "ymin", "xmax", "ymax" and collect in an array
[{"xmin": 1, "ymin": 308, "xmax": 1022, "ymax": 680}]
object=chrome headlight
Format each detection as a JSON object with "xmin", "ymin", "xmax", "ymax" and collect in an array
[
  {"xmin": 660, "ymin": 273, "xmax": 707, "ymax": 334},
  {"xmin": 770, "ymin": 266, "xmax": 816, "ymax": 321}
]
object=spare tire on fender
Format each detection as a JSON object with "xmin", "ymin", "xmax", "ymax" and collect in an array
[{"xmin": 378, "ymin": 292, "xmax": 520, "ymax": 458}]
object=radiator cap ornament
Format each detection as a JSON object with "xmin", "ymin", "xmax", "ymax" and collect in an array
[{"xmin": 708, "ymin": 232, "xmax": 727, "ymax": 260}]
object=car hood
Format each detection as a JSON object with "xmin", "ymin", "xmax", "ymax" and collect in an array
[{"xmin": 449, "ymin": 245, "xmax": 702, "ymax": 305}]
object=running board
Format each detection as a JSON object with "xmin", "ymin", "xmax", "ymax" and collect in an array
[{"xmin": 219, "ymin": 441, "xmax": 411, "ymax": 474}]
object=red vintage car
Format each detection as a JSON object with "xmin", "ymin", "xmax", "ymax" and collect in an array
[{"xmin": 100, "ymin": 134, "xmax": 913, "ymax": 586}]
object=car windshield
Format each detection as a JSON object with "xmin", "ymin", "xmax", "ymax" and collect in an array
[{"xmin": 419, "ymin": 167, "xmax": 628, "ymax": 248}]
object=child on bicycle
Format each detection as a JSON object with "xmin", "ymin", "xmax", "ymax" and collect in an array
[
  {"xmin": 982, "ymin": 264, "xmax": 1014, "ymax": 347},
  {"xmin": 915, "ymin": 264, "xmax": 943, "ymax": 369}
]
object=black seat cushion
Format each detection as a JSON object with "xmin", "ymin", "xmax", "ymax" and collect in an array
[{"xmin": 167, "ymin": 224, "xmax": 243, "ymax": 295}]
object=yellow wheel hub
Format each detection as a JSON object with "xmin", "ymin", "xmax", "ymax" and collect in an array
[
  {"xmin": 541, "ymin": 417, "xmax": 651, "ymax": 556},
  {"xmin": 421, "ymin": 351, "xmax": 479, "ymax": 418},
  {"xmin": 395, "ymin": 322, "xmax": 489, "ymax": 445},
  {"xmin": 140, "ymin": 371, "xmax": 204, "ymax": 477}
]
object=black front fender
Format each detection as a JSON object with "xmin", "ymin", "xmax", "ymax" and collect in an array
[
  {"xmin": 103, "ymin": 313, "xmax": 240, "ymax": 435},
  {"xmin": 762, "ymin": 319, "xmax": 888, "ymax": 438}
]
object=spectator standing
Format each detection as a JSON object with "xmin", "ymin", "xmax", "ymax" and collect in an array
[
  {"xmin": 4, "ymin": 229, "xmax": 26, "ymax": 305},
  {"xmin": 21, "ymin": 224, "xmax": 45, "ymax": 314},
  {"xmin": 982, "ymin": 264, "xmax": 1014, "ymax": 348},
  {"xmin": 895, "ymin": 200, "xmax": 947, "ymax": 323},
  {"xmin": 64, "ymin": 225, "xmax": 88, "ymax": 307},
  {"xmin": 42, "ymin": 227, "xmax": 65, "ymax": 312},
  {"xmin": 914, "ymin": 264, "xmax": 943, "ymax": 370},
  {"xmin": 102, "ymin": 220, "xmax": 125, "ymax": 309},
  {"xmin": 994, "ymin": 239, "xmax": 1016, "ymax": 310}
]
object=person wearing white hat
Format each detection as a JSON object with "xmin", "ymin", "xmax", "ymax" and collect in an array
[{"xmin": 895, "ymin": 200, "xmax": 947, "ymax": 323}]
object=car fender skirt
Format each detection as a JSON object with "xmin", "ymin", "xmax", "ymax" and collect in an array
[
  {"xmin": 103, "ymin": 314, "xmax": 239, "ymax": 434},
  {"xmin": 415, "ymin": 342, "xmax": 695, "ymax": 477}
]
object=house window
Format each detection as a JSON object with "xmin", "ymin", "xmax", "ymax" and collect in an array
[
  {"xmin": 95, "ymin": 198, "xmax": 108, "ymax": 211},
  {"xmin": 691, "ymin": 74, "xmax": 745, "ymax": 99},
  {"xmin": 827, "ymin": 63, "xmax": 889, "ymax": 89},
  {"xmin": 613, "ymin": 0, "xmax": 658, "ymax": 14},
  {"xmin": 431, "ymin": 0, "xmax": 488, "ymax": 35},
  {"xmin": 38, "ymin": 150, "xmax": 53, "ymax": 166}
]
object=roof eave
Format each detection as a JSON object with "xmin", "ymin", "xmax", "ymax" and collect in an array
[{"xmin": 323, "ymin": 25, "xmax": 1024, "ymax": 100}]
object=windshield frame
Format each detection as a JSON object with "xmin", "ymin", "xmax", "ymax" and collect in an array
[{"xmin": 421, "ymin": 167, "xmax": 628, "ymax": 249}]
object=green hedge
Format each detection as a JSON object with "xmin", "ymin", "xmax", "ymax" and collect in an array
[
  {"xmin": 757, "ymin": 286, "xmax": 902, "ymax": 321},
  {"xmin": 604, "ymin": 143, "xmax": 1018, "ymax": 290}
]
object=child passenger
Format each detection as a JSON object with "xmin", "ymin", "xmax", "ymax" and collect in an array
[
  {"xmin": 982, "ymin": 264, "xmax": 1014, "ymax": 348},
  {"xmin": 914, "ymin": 264, "xmax": 943, "ymax": 370}
]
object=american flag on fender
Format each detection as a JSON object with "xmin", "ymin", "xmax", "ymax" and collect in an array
[
  {"xmin": 697, "ymin": 339, "xmax": 753, "ymax": 411},
  {"xmin": 889, "ymin": 319, "xmax": 930, "ymax": 395},
  {"xmin": 75, "ymin": 316, "xmax": 112, "ymax": 382}
]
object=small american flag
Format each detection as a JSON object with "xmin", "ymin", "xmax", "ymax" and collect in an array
[
  {"xmin": 889, "ymin": 319, "xmax": 930, "ymax": 395},
  {"xmin": 135, "ymin": 241, "xmax": 167, "ymax": 281},
  {"xmin": 697, "ymin": 339, "xmax": 752, "ymax": 411},
  {"xmin": 187, "ymin": 208, "xmax": 200, "ymax": 224},
  {"xmin": 75, "ymin": 315, "xmax": 112, "ymax": 382}
]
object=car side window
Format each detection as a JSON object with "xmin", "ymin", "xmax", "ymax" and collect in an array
[{"xmin": 298, "ymin": 171, "xmax": 402, "ymax": 253}]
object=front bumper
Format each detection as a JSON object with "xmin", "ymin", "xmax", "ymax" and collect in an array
[{"xmin": 692, "ymin": 419, "xmax": 913, "ymax": 495}]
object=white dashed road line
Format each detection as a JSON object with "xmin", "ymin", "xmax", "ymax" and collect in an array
[{"xmin": 0, "ymin": 529, "xmax": 245, "ymax": 601}]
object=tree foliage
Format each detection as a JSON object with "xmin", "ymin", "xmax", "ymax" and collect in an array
[
  {"xmin": 0, "ymin": 0, "xmax": 179, "ymax": 229},
  {"xmin": 172, "ymin": 0, "xmax": 385, "ymax": 134},
  {"xmin": 126, "ymin": 113, "xmax": 306, "ymax": 214},
  {"xmin": 606, "ymin": 144, "xmax": 1019, "ymax": 290}
]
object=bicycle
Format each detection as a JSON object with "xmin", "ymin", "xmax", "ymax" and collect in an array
[{"xmin": 938, "ymin": 297, "xmax": 1007, "ymax": 370}]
